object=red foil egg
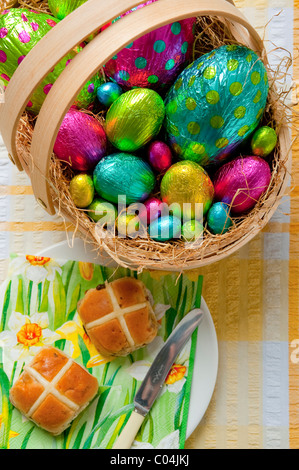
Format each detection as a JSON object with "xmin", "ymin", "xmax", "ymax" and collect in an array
[
  {"xmin": 54, "ymin": 108, "xmax": 107, "ymax": 171},
  {"xmin": 139, "ymin": 197, "xmax": 163, "ymax": 225},
  {"xmin": 148, "ymin": 141, "xmax": 173, "ymax": 172},
  {"xmin": 213, "ymin": 156, "xmax": 272, "ymax": 215}
]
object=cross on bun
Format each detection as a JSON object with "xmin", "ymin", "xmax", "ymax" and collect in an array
[
  {"xmin": 77, "ymin": 277, "xmax": 159, "ymax": 357},
  {"xmin": 9, "ymin": 346, "xmax": 98, "ymax": 435}
]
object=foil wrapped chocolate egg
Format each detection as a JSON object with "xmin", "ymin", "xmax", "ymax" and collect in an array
[
  {"xmin": 105, "ymin": 88, "xmax": 165, "ymax": 152},
  {"xmin": 149, "ymin": 215, "xmax": 182, "ymax": 242},
  {"xmin": 116, "ymin": 212, "xmax": 143, "ymax": 238},
  {"xmin": 70, "ymin": 174, "xmax": 94, "ymax": 208},
  {"xmin": 164, "ymin": 45, "xmax": 269, "ymax": 167},
  {"xmin": 74, "ymin": 70, "xmax": 103, "ymax": 109},
  {"xmin": 148, "ymin": 141, "xmax": 172, "ymax": 173},
  {"xmin": 182, "ymin": 220, "xmax": 204, "ymax": 242},
  {"xmin": 139, "ymin": 197, "xmax": 163, "ymax": 225},
  {"xmin": 160, "ymin": 161, "xmax": 214, "ymax": 218},
  {"xmin": 207, "ymin": 202, "xmax": 233, "ymax": 234},
  {"xmin": 97, "ymin": 82, "xmax": 123, "ymax": 107},
  {"xmin": 213, "ymin": 156, "xmax": 272, "ymax": 215},
  {"xmin": 0, "ymin": 8, "xmax": 102, "ymax": 114},
  {"xmin": 54, "ymin": 108, "xmax": 107, "ymax": 171},
  {"xmin": 104, "ymin": 1, "xmax": 196, "ymax": 91},
  {"xmin": 48, "ymin": 0, "xmax": 88, "ymax": 20},
  {"xmin": 93, "ymin": 153, "xmax": 155, "ymax": 204},
  {"xmin": 251, "ymin": 126, "xmax": 278, "ymax": 157},
  {"xmin": 87, "ymin": 198, "xmax": 117, "ymax": 224}
]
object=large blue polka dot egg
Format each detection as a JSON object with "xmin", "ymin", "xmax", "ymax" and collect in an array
[{"xmin": 164, "ymin": 45, "xmax": 269, "ymax": 167}]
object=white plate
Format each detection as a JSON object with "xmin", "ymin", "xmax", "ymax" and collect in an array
[{"xmin": 39, "ymin": 238, "xmax": 218, "ymax": 440}]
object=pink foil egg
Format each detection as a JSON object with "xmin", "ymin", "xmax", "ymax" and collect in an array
[
  {"xmin": 139, "ymin": 197, "xmax": 163, "ymax": 225},
  {"xmin": 104, "ymin": 1, "xmax": 196, "ymax": 91},
  {"xmin": 213, "ymin": 156, "xmax": 272, "ymax": 215},
  {"xmin": 148, "ymin": 141, "xmax": 173, "ymax": 172},
  {"xmin": 54, "ymin": 108, "xmax": 107, "ymax": 172}
]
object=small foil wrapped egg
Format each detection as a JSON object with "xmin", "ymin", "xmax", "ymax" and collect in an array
[
  {"xmin": 182, "ymin": 220, "xmax": 204, "ymax": 242},
  {"xmin": 105, "ymin": 88, "xmax": 165, "ymax": 152},
  {"xmin": 54, "ymin": 108, "xmax": 107, "ymax": 172},
  {"xmin": 213, "ymin": 156, "xmax": 272, "ymax": 215},
  {"xmin": 116, "ymin": 212, "xmax": 144, "ymax": 238},
  {"xmin": 149, "ymin": 215, "xmax": 182, "ymax": 242},
  {"xmin": 93, "ymin": 153, "xmax": 155, "ymax": 204},
  {"xmin": 97, "ymin": 82, "xmax": 123, "ymax": 107},
  {"xmin": 251, "ymin": 126, "xmax": 278, "ymax": 157},
  {"xmin": 70, "ymin": 174, "xmax": 94, "ymax": 208},
  {"xmin": 148, "ymin": 141, "xmax": 172, "ymax": 173},
  {"xmin": 139, "ymin": 197, "xmax": 163, "ymax": 225},
  {"xmin": 87, "ymin": 198, "xmax": 117, "ymax": 224},
  {"xmin": 160, "ymin": 161, "xmax": 214, "ymax": 218},
  {"xmin": 164, "ymin": 44, "xmax": 269, "ymax": 167},
  {"xmin": 104, "ymin": 1, "xmax": 196, "ymax": 91},
  {"xmin": 207, "ymin": 202, "xmax": 233, "ymax": 234}
]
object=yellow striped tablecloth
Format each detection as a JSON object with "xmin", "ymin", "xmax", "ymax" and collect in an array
[{"xmin": 0, "ymin": 0, "xmax": 298, "ymax": 450}]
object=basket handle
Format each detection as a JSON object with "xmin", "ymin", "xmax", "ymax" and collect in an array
[{"xmin": 1, "ymin": 0, "xmax": 264, "ymax": 214}]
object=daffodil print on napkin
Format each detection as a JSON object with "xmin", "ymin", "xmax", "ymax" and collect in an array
[{"xmin": 0, "ymin": 254, "xmax": 203, "ymax": 450}]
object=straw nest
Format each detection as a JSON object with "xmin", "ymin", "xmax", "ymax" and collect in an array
[
  {"xmin": 10, "ymin": 1, "xmax": 296, "ymax": 271},
  {"xmin": 0, "ymin": 0, "xmax": 18, "ymax": 9}
]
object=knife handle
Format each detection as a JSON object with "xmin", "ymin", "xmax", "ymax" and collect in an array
[{"xmin": 113, "ymin": 410, "xmax": 145, "ymax": 449}]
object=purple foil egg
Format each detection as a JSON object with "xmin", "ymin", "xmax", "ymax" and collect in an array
[
  {"xmin": 148, "ymin": 140, "xmax": 173, "ymax": 172},
  {"xmin": 54, "ymin": 108, "xmax": 107, "ymax": 171},
  {"xmin": 139, "ymin": 197, "xmax": 163, "ymax": 225},
  {"xmin": 104, "ymin": 2, "xmax": 196, "ymax": 91},
  {"xmin": 213, "ymin": 156, "xmax": 272, "ymax": 215}
]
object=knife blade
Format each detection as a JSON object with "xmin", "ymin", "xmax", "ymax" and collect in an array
[{"xmin": 113, "ymin": 308, "xmax": 204, "ymax": 449}]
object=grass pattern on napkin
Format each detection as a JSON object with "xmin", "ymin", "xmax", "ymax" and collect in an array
[{"xmin": 0, "ymin": 254, "xmax": 203, "ymax": 449}]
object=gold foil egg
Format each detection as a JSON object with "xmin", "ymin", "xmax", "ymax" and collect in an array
[
  {"xmin": 160, "ymin": 161, "xmax": 214, "ymax": 218},
  {"xmin": 70, "ymin": 174, "xmax": 95, "ymax": 208},
  {"xmin": 105, "ymin": 88, "xmax": 165, "ymax": 152}
]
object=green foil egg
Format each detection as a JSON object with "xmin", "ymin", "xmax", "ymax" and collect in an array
[
  {"xmin": 251, "ymin": 126, "xmax": 278, "ymax": 157},
  {"xmin": 87, "ymin": 198, "xmax": 117, "ymax": 223},
  {"xmin": 93, "ymin": 153, "xmax": 155, "ymax": 204},
  {"xmin": 182, "ymin": 220, "xmax": 204, "ymax": 242},
  {"xmin": 48, "ymin": 0, "xmax": 88, "ymax": 20},
  {"xmin": 105, "ymin": 88, "xmax": 165, "ymax": 152},
  {"xmin": 164, "ymin": 45, "xmax": 269, "ymax": 167},
  {"xmin": 0, "ymin": 8, "xmax": 103, "ymax": 114}
]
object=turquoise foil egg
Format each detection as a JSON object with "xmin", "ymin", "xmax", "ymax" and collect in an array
[
  {"xmin": 149, "ymin": 216, "xmax": 182, "ymax": 242},
  {"xmin": 93, "ymin": 153, "xmax": 155, "ymax": 204},
  {"xmin": 207, "ymin": 202, "xmax": 233, "ymax": 234},
  {"xmin": 164, "ymin": 45, "xmax": 269, "ymax": 167}
]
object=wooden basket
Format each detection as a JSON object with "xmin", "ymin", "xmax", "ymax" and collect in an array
[{"xmin": 0, "ymin": 0, "xmax": 292, "ymax": 271}]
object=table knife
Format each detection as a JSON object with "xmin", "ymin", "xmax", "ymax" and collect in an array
[{"xmin": 113, "ymin": 308, "xmax": 204, "ymax": 449}]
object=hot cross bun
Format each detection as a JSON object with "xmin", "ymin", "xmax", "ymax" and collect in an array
[
  {"xmin": 9, "ymin": 346, "xmax": 98, "ymax": 435},
  {"xmin": 77, "ymin": 277, "xmax": 158, "ymax": 357}
]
